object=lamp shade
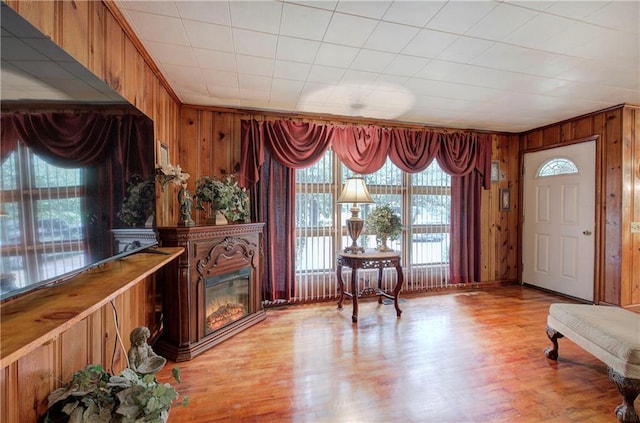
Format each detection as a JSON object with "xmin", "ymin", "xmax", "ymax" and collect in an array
[{"xmin": 337, "ymin": 176, "xmax": 373, "ymax": 204}]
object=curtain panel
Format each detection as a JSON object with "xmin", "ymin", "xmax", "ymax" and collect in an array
[{"xmin": 241, "ymin": 119, "xmax": 491, "ymax": 302}]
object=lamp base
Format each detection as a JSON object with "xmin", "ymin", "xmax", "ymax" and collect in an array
[{"xmin": 344, "ymin": 217, "xmax": 365, "ymax": 254}]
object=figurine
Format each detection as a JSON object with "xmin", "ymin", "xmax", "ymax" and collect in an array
[
  {"xmin": 127, "ymin": 326, "xmax": 166, "ymax": 374},
  {"xmin": 178, "ymin": 182, "xmax": 195, "ymax": 226}
]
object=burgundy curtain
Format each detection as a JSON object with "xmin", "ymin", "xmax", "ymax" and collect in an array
[
  {"xmin": 241, "ymin": 119, "xmax": 491, "ymax": 301},
  {"xmin": 332, "ymin": 126, "xmax": 389, "ymax": 173},
  {"xmin": 255, "ymin": 150, "xmax": 296, "ymax": 303},
  {"xmin": 436, "ymin": 133, "xmax": 491, "ymax": 283},
  {"xmin": 0, "ymin": 112, "xmax": 154, "ymax": 260},
  {"xmin": 240, "ymin": 120, "xmax": 333, "ymax": 187},
  {"xmin": 388, "ymin": 129, "xmax": 440, "ymax": 173}
]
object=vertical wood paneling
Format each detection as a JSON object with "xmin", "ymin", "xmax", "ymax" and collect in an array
[
  {"xmin": 60, "ymin": 0, "xmax": 89, "ymax": 68},
  {"xmin": 104, "ymin": 10, "xmax": 124, "ymax": 93},
  {"xmin": 89, "ymin": 1, "xmax": 106, "ymax": 82},
  {"xmin": 604, "ymin": 109, "xmax": 623, "ymax": 304},
  {"xmin": 17, "ymin": 344, "xmax": 55, "ymax": 422},
  {"xmin": 59, "ymin": 319, "xmax": 89, "ymax": 383},
  {"xmin": 0, "ymin": 364, "xmax": 18, "ymax": 423}
]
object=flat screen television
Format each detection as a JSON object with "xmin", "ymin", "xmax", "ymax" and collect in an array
[
  {"xmin": 0, "ymin": 5, "xmax": 157, "ymax": 301},
  {"xmin": 0, "ymin": 111, "xmax": 158, "ymax": 301}
]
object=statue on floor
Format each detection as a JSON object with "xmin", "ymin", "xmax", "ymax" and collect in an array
[{"xmin": 127, "ymin": 326, "xmax": 166, "ymax": 374}]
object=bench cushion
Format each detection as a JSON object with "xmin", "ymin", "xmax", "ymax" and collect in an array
[{"xmin": 548, "ymin": 303, "xmax": 640, "ymax": 379}]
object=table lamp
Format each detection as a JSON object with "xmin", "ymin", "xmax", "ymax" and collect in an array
[{"xmin": 337, "ymin": 175, "xmax": 373, "ymax": 253}]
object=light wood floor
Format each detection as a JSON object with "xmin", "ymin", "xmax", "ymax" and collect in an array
[{"xmin": 156, "ymin": 286, "xmax": 634, "ymax": 422}]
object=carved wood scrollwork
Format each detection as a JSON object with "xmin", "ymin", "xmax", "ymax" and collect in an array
[{"xmin": 196, "ymin": 236, "xmax": 257, "ymax": 280}]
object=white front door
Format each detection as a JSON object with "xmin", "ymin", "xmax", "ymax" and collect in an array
[{"xmin": 522, "ymin": 141, "xmax": 595, "ymax": 301}]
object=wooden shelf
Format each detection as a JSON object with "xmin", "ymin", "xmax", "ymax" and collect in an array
[{"xmin": 0, "ymin": 247, "xmax": 183, "ymax": 368}]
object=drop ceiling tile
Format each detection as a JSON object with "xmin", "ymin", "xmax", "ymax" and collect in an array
[
  {"xmin": 285, "ymin": 1, "xmax": 337, "ymax": 12},
  {"xmin": 541, "ymin": 20, "xmax": 598, "ymax": 55},
  {"xmin": 117, "ymin": 0, "xmax": 180, "ymax": 17},
  {"xmin": 426, "ymin": 1, "xmax": 497, "ymax": 33},
  {"xmin": 436, "ymin": 36, "xmax": 494, "ymax": 63},
  {"xmin": 162, "ymin": 64, "xmax": 207, "ymax": 92},
  {"xmin": 581, "ymin": 1, "xmax": 639, "ymax": 32},
  {"xmin": 350, "ymin": 49, "xmax": 396, "ymax": 72},
  {"xmin": 232, "ymin": 28, "xmax": 278, "ymax": 58},
  {"xmin": 124, "ymin": 10, "xmax": 190, "ymax": 45},
  {"xmin": 323, "ymin": 12, "xmax": 378, "ymax": 47},
  {"xmin": 469, "ymin": 43, "xmax": 530, "ymax": 72},
  {"xmin": 276, "ymin": 36, "xmax": 321, "ymax": 63},
  {"xmin": 383, "ymin": 54, "xmax": 429, "ymax": 77},
  {"xmin": 280, "ymin": 3, "xmax": 333, "ymax": 41},
  {"xmin": 183, "ymin": 20, "xmax": 233, "ymax": 52},
  {"xmin": 270, "ymin": 77, "xmax": 305, "ymax": 95},
  {"xmin": 175, "ymin": 1, "xmax": 231, "ymax": 26},
  {"xmin": 229, "ymin": 1, "xmax": 282, "ymax": 34},
  {"xmin": 363, "ymin": 21, "xmax": 419, "ymax": 53},
  {"xmin": 208, "ymin": 86, "xmax": 240, "ymax": 101},
  {"xmin": 146, "ymin": 41, "xmax": 198, "ymax": 67},
  {"xmin": 466, "ymin": 2, "xmax": 538, "ymax": 41},
  {"xmin": 314, "ymin": 43, "xmax": 359, "ymax": 68},
  {"xmin": 504, "ymin": 13, "xmax": 572, "ymax": 49},
  {"xmin": 341, "ymin": 70, "xmax": 379, "ymax": 84},
  {"xmin": 195, "ymin": 49, "xmax": 237, "ymax": 72},
  {"xmin": 238, "ymin": 73, "xmax": 272, "ymax": 91},
  {"xmin": 306, "ymin": 65, "xmax": 345, "ymax": 84},
  {"xmin": 203, "ymin": 70, "xmax": 238, "ymax": 89},
  {"xmin": 382, "ymin": 1, "xmax": 445, "ymax": 27},
  {"xmin": 236, "ymin": 55, "xmax": 274, "ymax": 77},
  {"xmin": 402, "ymin": 29, "xmax": 458, "ymax": 58},
  {"xmin": 273, "ymin": 60, "xmax": 310, "ymax": 81},
  {"xmin": 335, "ymin": 1, "xmax": 391, "ymax": 19}
]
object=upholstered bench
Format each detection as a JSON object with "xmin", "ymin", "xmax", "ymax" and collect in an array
[{"xmin": 544, "ymin": 303, "xmax": 640, "ymax": 423}]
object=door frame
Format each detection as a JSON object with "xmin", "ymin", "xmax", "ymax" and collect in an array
[{"xmin": 518, "ymin": 134, "xmax": 602, "ymax": 303}]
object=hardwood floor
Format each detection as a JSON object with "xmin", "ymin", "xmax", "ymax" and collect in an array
[{"xmin": 156, "ymin": 286, "xmax": 633, "ymax": 422}]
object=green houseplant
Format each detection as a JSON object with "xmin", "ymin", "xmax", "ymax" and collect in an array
[
  {"xmin": 194, "ymin": 174, "xmax": 250, "ymax": 224},
  {"xmin": 365, "ymin": 204, "xmax": 402, "ymax": 252},
  {"xmin": 44, "ymin": 364, "xmax": 184, "ymax": 423}
]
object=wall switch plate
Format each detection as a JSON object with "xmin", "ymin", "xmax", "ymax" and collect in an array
[{"xmin": 631, "ymin": 222, "xmax": 640, "ymax": 233}]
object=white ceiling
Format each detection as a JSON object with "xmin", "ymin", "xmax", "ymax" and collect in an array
[{"xmin": 2, "ymin": 1, "xmax": 638, "ymax": 133}]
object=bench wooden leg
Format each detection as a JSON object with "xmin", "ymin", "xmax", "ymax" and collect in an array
[
  {"xmin": 544, "ymin": 326, "xmax": 563, "ymax": 360},
  {"xmin": 609, "ymin": 368, "xmax": 640, "ymax": 423}
]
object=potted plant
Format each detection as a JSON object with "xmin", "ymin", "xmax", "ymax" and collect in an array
[
  {"xmin": 365, "ymin": 204, "xmax": 402, "ymax": 252},
  {"xmin": 44, "ymin": 364, "xmax": 184, "ymax": 423},
  {"xmin": 194, "ymin": 174, "xmax": 250, "ymax": 224}
]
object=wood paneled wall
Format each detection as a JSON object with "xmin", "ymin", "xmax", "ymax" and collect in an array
[
  {"xmin": 520, "ymin": 104, "xmax": 640, "ymax": 308},
  {"xmin": 0, "ymin": 278, "xmax": 158, "ymax": 422},
  {"xmin": 177, "ymin": 106, "xmax": 521, "ymax": 283}
]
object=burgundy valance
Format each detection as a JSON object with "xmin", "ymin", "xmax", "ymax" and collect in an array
[{"xmin": 240, "ymin": 119, "xmax": 491, "ymax": 187}]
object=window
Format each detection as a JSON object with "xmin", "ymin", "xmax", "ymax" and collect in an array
[
  {"xmin": 294, "ymin": 150, "xmax": 451, "ymax": 300},
  {"xmin": 537, "ymin": 158, "xmax": 578, "ymax": 177},
  {"xmin": 0, "ymin": 143, "xmax": 85, "ymax": 291}
]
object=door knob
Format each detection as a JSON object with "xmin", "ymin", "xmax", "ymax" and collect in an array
[{"xmin": 583, "ymin": 230, "xmax": 592, "ymax": 236}]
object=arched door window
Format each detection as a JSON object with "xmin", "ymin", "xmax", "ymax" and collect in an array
[{"xmin": 536, "ymin": 157, "xmax": 578, "ymax": 178}]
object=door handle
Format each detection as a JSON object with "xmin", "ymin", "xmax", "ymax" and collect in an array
[{"xmin": 583, "ymin": 230, "xmax": 592, "ymax": 236}]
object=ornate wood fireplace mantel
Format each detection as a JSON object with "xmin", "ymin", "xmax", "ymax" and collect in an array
[{"xmin": 155, "ymin": 223, "xmax": 265, "ymax": 362}]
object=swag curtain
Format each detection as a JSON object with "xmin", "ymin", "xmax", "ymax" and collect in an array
[
  {"xmin": 241, "ymin": 119, "xmax": 490, "ymax": 303},
  {"xmin": 0, "ymin": 112, "xmax": 154, "ymax": 260}
]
